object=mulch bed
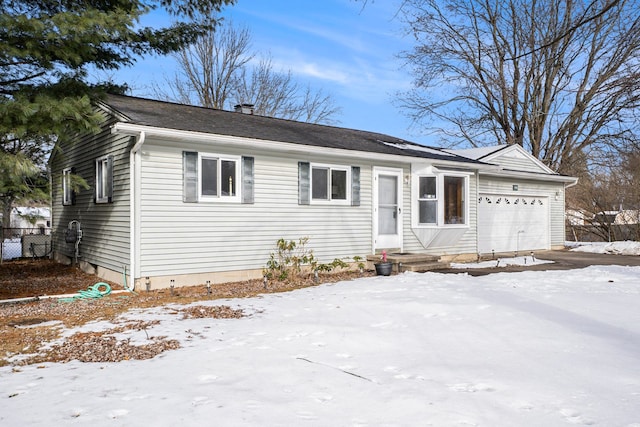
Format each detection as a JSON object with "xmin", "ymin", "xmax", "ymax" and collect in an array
[
  {"xmin": 0, "ymin": 259, "xmax": 121, "ymax": 300},
  {"xmin": 0, "ymin": 259, "xmax": 374, "ymax": 367}
]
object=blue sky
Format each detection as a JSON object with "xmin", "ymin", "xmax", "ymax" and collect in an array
[{"xmin": 112, "ymin": 0, "xmax": 439, "ymax": 146}]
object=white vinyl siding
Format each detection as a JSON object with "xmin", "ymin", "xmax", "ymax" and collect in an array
[
  {"xmin": 137, "ymin": 141, "xmax": 372, "ymax": 277},
  {"xmin": 483, "ymin": 149, "xmax": 551, "ymax": 174},
  {"xmin": 50, "ymin": 111, "xmax": 131, "ymax": 273},
  {"xmin": 491, "ymin": 156, "xmax": 548, "ymax": 173}
]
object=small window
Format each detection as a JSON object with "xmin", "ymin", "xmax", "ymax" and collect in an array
[
  {"xmin": 415, "ymin": 174, "xmax": 467, "ymax": 226},
  {"xmin": 199, "ymin": 154, "xmax": 240, "ymax": 201},
  {"xmin": 418, "ymin": 176, "xmax": 437, "ymax": 224},
  {"xmin": 95, "ymin": 156, "xmax": 113, "ymax": 203},
  {"xmin": 444, "ymin": 176, "xmax": 465, "ymax": 224},
  {"xmin": 311, "ymin": 164, "xmax": 349, "ymax": 202},
  {"xmin": 62, "ymin": 168, "xmax": 74, "ymax": 205}
]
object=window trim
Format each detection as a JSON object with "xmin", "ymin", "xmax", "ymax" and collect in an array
[
  {"xmin": 417, "ymin": 175, "xmax": 438, "ymax": 225},
  {"xmin": 95, "ymin": 155, "xmax": 113, "ymax": 204},
  {"xmin": 310, "ymin": 162, "xmax": 351, "ymax": 205},
  {"xmin": 412, "ymin": 168, "xmax": 470, "ymax": 228},
  {"xmin": 62, "ymin": 167, "xmax": 74, "ymax": 206},
  {"xmin": 198, "ymin": 152, "xmax": 242, "ymax": 203}
]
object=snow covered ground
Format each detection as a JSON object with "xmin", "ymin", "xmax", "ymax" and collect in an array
[
  {"xmin": 567, "ymin": 241, "xmax": 640, "ymax": 256},
  {"xmin": 451, "ymin": 255, "xmax": 554, "ymax": 269},
  {"xmin": 451, "ymin": 241, "xmax": 640, "ymax": 270},
  {"xmin": 2, "ymin": 265, "xmax": 640, "ymax": 426}
]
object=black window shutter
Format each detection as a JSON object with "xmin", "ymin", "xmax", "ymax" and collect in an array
[
  {"xmin": 241, "ymin": 156, "xmax": 254, "ymax": 204},
  {"xmin": 71, "ymin": 167, "xmax": 77, "ymax": 205},
  {"xmin": 106, "ymin": 155, "xmax": 114, "ymax": 203},
  {"xmin": 298, "ymin": 162, "xmax": 310, "ymax": 205},
  {"xmin": 351, "ymin": 166, "xmax": 360, "ymax": 206},
  {"xmin": 183, "ymin": 151, "xmax": 198, "ymax": 203}
]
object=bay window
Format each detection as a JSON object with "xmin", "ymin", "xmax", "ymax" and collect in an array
[{"xmin": 416, "ymin": 173, "xmax": 468, "ymax": 226}]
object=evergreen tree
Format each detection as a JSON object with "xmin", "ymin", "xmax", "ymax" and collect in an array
[{"xmin": 0, "ymin": 0, "xmax": 234, "ymax": 226}]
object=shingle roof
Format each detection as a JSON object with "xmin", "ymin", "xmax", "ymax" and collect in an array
[{"xmin": 103, "ymin": 94, "xmax": 483, "ymax": 165}]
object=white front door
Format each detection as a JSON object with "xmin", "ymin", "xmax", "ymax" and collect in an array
[{"xmin": 374, "ymin": 167, "xmax": 403, "ymax": 250}]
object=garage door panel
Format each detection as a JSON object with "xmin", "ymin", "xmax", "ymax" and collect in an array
[{"xmin": 478, "ymin": 194, "xmax": 549, "ymax": 253}]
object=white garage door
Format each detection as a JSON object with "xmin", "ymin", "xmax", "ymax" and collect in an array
[{"xmin": 478, "ymin": 194, "xmax": 549, "ymax": 254}]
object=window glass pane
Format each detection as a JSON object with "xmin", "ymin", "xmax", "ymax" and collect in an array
[
  {"xmin": 378, "ymin": 206, "xmax": 397, "ymax": 234},
  {"xmin": 63, "ymin": 170, "xmax": 72, "ymax": 204},
  {"xmin": 312, "ymin": 167, "xmax": 328, "ymax": 200},
  {"xmin": 378, "ymin": 175, "xmax": 397, "ymax": 205},
  {"xmin": 97, "ymin": 160, "xmax": 108, "ymax": 200},
  {"xmin": 378, "ymin": 174, "xmax": 398, "ymax": 234},
  {"xmin": 221, "ymin": 160, "xmax": 236, "ymax": 196},
  {"xmin": 419, "ymin": 200, "xmax": 437, "ymax": 224},
  {"xmin": 419, "ymin": 176, "xmax": 436, "ymax": 199},
  {"xmin": 444, "ymin": 176, "xmax": 465, "ymax": 224},
  {"xmin": 331, "ymin": 169, "xmax": 347, "ymax": 200},
  {"xmin": 202, "ymin": 158, "xmax": 218, "ymax": 196}
]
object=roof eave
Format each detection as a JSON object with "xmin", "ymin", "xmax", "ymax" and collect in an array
[
  {"xmin": 112, "ymin": 122, "xmax": 490, "ymax": 169},
  {"xmin": 480, "ymin": 169, "xmax": 578, "ymax": 185}
]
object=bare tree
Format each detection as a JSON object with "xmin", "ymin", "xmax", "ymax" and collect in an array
[
  {"xmin": 232, "ymin": 56, "xmax": 341, "ymax": 124},
  {"xmin": 566, "ymin": 144, "xmax": 640, "ymax": 241},
  {"xmin": 156, "ymin": 22, "xmax": 341, "ymax": 124},
  {"xmin": 156, "ymin": 22, "xmax": 253, "ymax": 109},
  {"xmin": 398, "ymin": 0, "xmax": 640, "ymax": 174}
]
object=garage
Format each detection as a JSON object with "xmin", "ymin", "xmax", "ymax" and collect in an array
[{"xmin": 478, "ymin": 194, "xmax": 549, "ymax": 254}]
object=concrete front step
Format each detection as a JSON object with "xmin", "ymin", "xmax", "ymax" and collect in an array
[
  {"xmin": 401, "ymin": 261, "xmax": 451, "ymax": 273},
  {"xmin": 367, "ymin": 252, "xmax": 439, "ymax": 264},
  {"xmin": 366, "ymin": 252, "xmax": 449, "ymax": 274}
]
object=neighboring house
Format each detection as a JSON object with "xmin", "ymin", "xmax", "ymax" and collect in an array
[
  {"xmin": 613, "ymin": 210, "xmax": 639, "ymax": 225},
  {"xmin": 2, "ymin": 207, "xmax": 51, "ymax": 235},
  {"xmin": 593, "ymin": 210, "xmax": 639, "ymax": 225},
  {"xmin": 566, "ymin": 209, "xmax": 586, "ymax": 226},
  {"xmin": 1, "ymin": 207, "xmax": 52, "ymax": 260},
  {"xmin": 49, "ymin": 95, "xmax": 577, "ymax": 288}
]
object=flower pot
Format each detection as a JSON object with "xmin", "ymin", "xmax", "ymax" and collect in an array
[{"xmin": 374, "ymin": 262, "xmax": 393, "ymax": 276}]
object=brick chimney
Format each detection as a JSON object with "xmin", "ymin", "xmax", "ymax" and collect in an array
[{"xmin": 234, "ymin": 103, "xmax": 254, "ymax": 115}]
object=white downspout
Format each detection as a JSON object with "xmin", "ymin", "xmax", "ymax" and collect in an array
[
  {"xmin": 129, "ymin": 131, "xmax": 146, "ymax": 291},
  {"xmin": 475, "ymin": 170, "xmax": 480, "ymax": 257}
]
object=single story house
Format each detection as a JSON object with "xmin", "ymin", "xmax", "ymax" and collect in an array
[{"xmin": 49, "ymin": 95, "xmax": 577, "ymax": 289}]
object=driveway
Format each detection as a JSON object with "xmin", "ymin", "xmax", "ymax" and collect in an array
[{"xmin": 439, "ymin": 248, "xmax": 640, "ymax": 276}]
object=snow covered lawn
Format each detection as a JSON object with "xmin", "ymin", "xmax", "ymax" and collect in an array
[
  {"xmin": 567, "ymin": 241, "xmax": 640, "ymax": 256},
  {"xmin": 2, "ymin": 266, "xmax": 640, "ymax": 426}
]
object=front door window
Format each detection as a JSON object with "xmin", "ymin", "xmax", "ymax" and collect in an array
[{"xmin": 378, "ymin": 175, "xmax": 398, "ymax": 234}]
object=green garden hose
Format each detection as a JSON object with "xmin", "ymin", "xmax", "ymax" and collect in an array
[{"xmin": 59, "ymin": 282, "xmax": 112, "ymax": 302}]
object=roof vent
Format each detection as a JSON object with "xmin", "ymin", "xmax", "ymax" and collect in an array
[{"xmin": 234, "ymin": 103, "xmax": 254, "ymax": 115}]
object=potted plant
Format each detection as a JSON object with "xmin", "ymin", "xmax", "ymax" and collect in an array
[{"xmin": 374, "ymin": 250, "xmax": 393, "ymax": 276}]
